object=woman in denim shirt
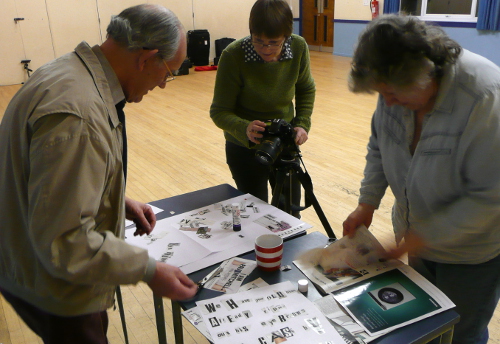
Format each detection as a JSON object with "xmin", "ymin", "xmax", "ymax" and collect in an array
[{"xmin": 343, "ymin": 14, "xmax": 500, "ymax": 344}]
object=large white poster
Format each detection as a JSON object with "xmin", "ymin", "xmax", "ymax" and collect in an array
[
  {"xmin": 196, "ymin": 281, "xmax": 345, "ymax": 344},
  {"xmin": 125, "ymin": 194, "xmax": 311, "ymax": 273}
]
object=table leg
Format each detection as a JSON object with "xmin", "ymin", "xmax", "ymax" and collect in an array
[
  {"xmin": 154, "ymin": 295, "xmax": 167, "ymax": 344},
  {"xmin": 439, "ymin": 326, "xmax": 454, "ymax": 344},
  {"xmin": 116, "ymin": 286, "xmax": 129, "ymax": 344},
  {"xmin": 172, "ymin": 300, "xmax": 184, "ymax": 344}
]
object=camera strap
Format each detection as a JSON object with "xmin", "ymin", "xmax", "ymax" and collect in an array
[{"xmin": 293, "ymin": 167, "xmax": 314, "ymax": 211}]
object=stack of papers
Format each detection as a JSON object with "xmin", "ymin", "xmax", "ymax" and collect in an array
[
  {"xmin": 294, "ymin": 226, "xmax": 455, "ymax": 340},
  {"xmin": 294, "ymin": 226, "xmax": 403, "ymax": 294}
]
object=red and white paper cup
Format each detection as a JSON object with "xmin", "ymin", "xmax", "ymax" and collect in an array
[{"xmin": 255, "ymin": 234, "xmax": 283, "ymax": 271}]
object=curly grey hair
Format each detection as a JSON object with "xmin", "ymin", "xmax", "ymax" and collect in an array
[
  {"xmin": 106, "ymin": 4, "xmax": 183, "ymax": 62},
  {"xmin": 349, "ymin": 14, "xmax": 462, "ymax": 93}
]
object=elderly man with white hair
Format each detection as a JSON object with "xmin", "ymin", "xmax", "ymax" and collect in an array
[{"xmin": 0, "ymin": 4, "xmax": 197, "ymax": 343}]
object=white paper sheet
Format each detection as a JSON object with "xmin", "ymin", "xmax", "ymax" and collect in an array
[
  {"xmin": 183, "ymin": 308, "xmax": 214, "ymax": 342},
  {"xmin": 239, "ymin": 278, "xmax": 269, "ymax": 292},
  {"xmin": 125, "ymin": 222, "xmax": 211, "ymax": 267},
  {"xmin": 180, "ymin": 241, "xmax": 255, "ymax": 274},
  {"xmin": 167, "ymin": 194, "xmax": 309, "ymax": 254},
  {"xmin": 123, "ymin": 194, "xmax": 311, "ymax": 274},
  {"xmin": 196, "ymin": 281, "xmax": 346, "ymax": 344}
]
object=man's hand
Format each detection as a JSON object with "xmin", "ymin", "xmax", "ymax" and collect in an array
[
  {"xmin": 147, "ymin": 262, "xmax": 198, "ymax": 300},
  {"xmin": 343, "ymin": 203, "xmax": 376, "ymax": 238},
  {"xmin": 125, "ymin": 197, "xmax": 156, "ymax": 236}
]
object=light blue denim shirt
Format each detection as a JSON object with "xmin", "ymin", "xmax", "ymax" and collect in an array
[{"xmin": 360, "ymin": 49, "xmax": 500, "ymax": 264}]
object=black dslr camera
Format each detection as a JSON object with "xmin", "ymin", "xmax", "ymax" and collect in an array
[{"xmin": 255, "ymin": 119, "xmax": 297, "ymax": 166}]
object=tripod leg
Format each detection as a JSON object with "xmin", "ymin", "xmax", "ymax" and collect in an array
[
  {"xmin": 289, "ymin": 171, "xmax": 302, "ymax": 218},
  {"xmin": 294, "ymin": 168, "xmax": 336, "ymax": 239},
  {"xmin": 271, "ymin": 168, "xmax": 290, "ymax": 213},
  {"xmin": 283, "ymin": 170, "xmax": 294, "ymax": 215}
]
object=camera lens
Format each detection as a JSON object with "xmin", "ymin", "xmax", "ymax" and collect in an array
[
  {"xmin": 378, "ymin": 287, "xmax": 404, "ymax": 304},
  {"xmin": 255, "ymin": 136, "xmax": 284, "ymax": 166}
]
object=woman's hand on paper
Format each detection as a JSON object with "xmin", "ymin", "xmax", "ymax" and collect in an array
[
  {"xmin": 343, "ymin": 203, "xmax": 376, "ymax": 238},
  {"xmin": 383, "ymin": 232, "xmax": 426, "ymax": 260}
]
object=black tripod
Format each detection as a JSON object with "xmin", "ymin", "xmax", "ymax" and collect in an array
[
  {"xmin": 21, "ymin": 59, "xmax": 32, "ymax": 78},
  {"xmin": 270, "ymin": 146, "xmax": 336, "ymax": 239}
]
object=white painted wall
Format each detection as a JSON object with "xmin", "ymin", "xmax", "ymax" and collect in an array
[
  {"xmin": 335, "ymin": 0, "xmax": 383, "ymax": 20},
  {"xmin": 46, "ymin": 0, "xmax": 102, "ymax": 55},
  {"xmin": 0, "ymin": 0, "xmax": 261, "ymax": 85},
  {"xmin": 290, "ymin": 0, "xmax": 300, "ymax": 17},
  {"xmin": 193, "ymin": 0, "xmax": 255, "ymax": 59},
  {"xmin": 0, "ymin": 0, "xmax": 54, "ymax": 85}
]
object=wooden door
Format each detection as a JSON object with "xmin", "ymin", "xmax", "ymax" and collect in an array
[{"xmin": 301, "ymin": 0, "xmax": 334, "ymax": 52}]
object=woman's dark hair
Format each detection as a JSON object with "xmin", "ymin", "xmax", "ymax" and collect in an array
[
  {"xmin": 249, "ymin": 0, "xmax": 293, "ymax": 38},
  {"xmin": 349, "ymin": 14, "xmax": 462, "ymax": 93}
]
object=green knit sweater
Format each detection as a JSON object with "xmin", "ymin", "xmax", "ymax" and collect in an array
[{"xmin": 210, "ymin": 34, "xmax": 316, "ymax": 148}]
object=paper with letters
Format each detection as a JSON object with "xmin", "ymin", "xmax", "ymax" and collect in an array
[
  {"xmin": 125, "ymin": 225, "xmax": 212, "ymax": 267},
  {"xmin": 182, "ymin": 278, "xmax": 270, "ymax": 342},
  {"xmin": 196, "ymin": 281, "xmax": 345, "ymax": 344}
]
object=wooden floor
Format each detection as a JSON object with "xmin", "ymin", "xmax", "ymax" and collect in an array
[{"xmin": 0, "ymin": 51, "xmax": 498, "ymax": 343}]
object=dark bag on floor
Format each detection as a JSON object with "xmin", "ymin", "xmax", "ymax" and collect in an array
[
  {"xmin": 213, "ymin": 37, "xmax": 235, "ymax": 66},
  {"xmin": 187, "ymin": 29, "xmax": 210, "ymax": 66},
  {"xmin": 176, "ymin": 58, "xmax": 190, "ymax": 75}
]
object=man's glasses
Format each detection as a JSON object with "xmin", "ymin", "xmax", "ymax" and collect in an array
[
  {"xmin": 142, "ymin": 47, "xmax": 176, "ymax": 83},
  {"xmin": 251, "ymin": 39, "xmax": 285, "ymax": 51},
  {"xmin": 162, "ymin": 60, "xmax": 176, "ymax": 83}
]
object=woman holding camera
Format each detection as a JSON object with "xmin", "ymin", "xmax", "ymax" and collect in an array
[{"xmin": 210, "ymin": 0, "xmax": 315, "ymax": 215}]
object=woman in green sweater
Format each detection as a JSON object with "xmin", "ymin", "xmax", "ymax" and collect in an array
[{"xmin": 210, "ymin": 0, "xmax": 315, "ymax": 215}]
